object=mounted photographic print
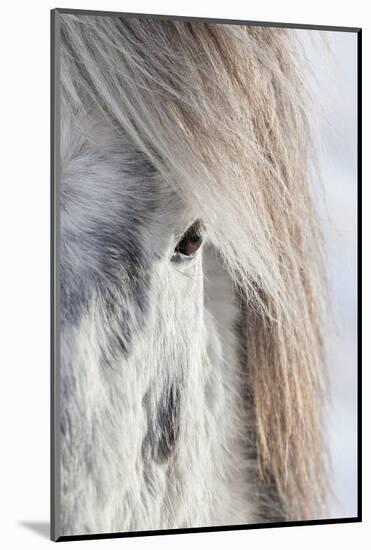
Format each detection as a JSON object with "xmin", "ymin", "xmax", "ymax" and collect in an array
[{"xmin": 51, "ymin": 8, "xmax": 361, "ymax": 542}]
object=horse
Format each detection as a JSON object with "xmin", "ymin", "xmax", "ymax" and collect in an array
[{"xmin": 56, "ymin": 13, "xmax": 327, "ymax": 537}]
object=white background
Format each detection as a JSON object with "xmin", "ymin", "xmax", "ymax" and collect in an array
[
  {"xmin": 305, "ymin": 29, "xmax": 358, "ymax": 518},
  {"xmin": 0, "ymin": 0, "xmax": 367, "ymax": 548}
]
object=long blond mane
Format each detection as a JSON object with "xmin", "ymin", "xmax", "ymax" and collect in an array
[{"xmin": 60, "ymin": 14, "xmax": 327, "ymax": 520}]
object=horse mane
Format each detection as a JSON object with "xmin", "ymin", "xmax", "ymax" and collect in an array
[{"xmin": 60, "ymin": 14, "xmax": 327, "ymax": 520}]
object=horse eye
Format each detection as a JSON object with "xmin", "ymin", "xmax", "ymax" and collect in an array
[{"xmin": 174, "ymin": 221, "xmax": 203, "ymax": 258}]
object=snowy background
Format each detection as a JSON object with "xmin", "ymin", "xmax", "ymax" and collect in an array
[{"xmin": 301, "ymin": 30, "xmax": 358, "ymax": 518}]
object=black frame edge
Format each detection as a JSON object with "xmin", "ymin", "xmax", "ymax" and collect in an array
[
  {"xmin": 51, "ymin": 7, "xmax": 61, "ymax": 543},
  {"xmin": 50, "ymin": 8, "xmax": 362, "ymax": 542},
  {"xmin": 53, "ymin": 7, "xmax": 361, "ymax": 33},
  {"xmin": 56, "ymin": 517, "xmax": 361, "ymax": 543},
  {"xmin": 50, "ymin": 8, "xmax": 55, "ymax": 543},
  {"xmin": 356, "ymin": 27, "xmax": 362, "ymax": 523}
]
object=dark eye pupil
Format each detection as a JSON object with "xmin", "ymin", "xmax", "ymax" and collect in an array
[{"xmin": 174, "ymin": 221, "xmax": 203, "ymax": 257}]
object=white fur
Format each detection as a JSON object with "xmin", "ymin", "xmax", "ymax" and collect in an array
[{"xmin": 57, "ymin": 14, "xmax": 327, "ymax": 535}]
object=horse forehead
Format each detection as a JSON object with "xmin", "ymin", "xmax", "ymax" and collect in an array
[{"xmin": 59, "ymin": 134, "xmax": 198, "ymax": 325}]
